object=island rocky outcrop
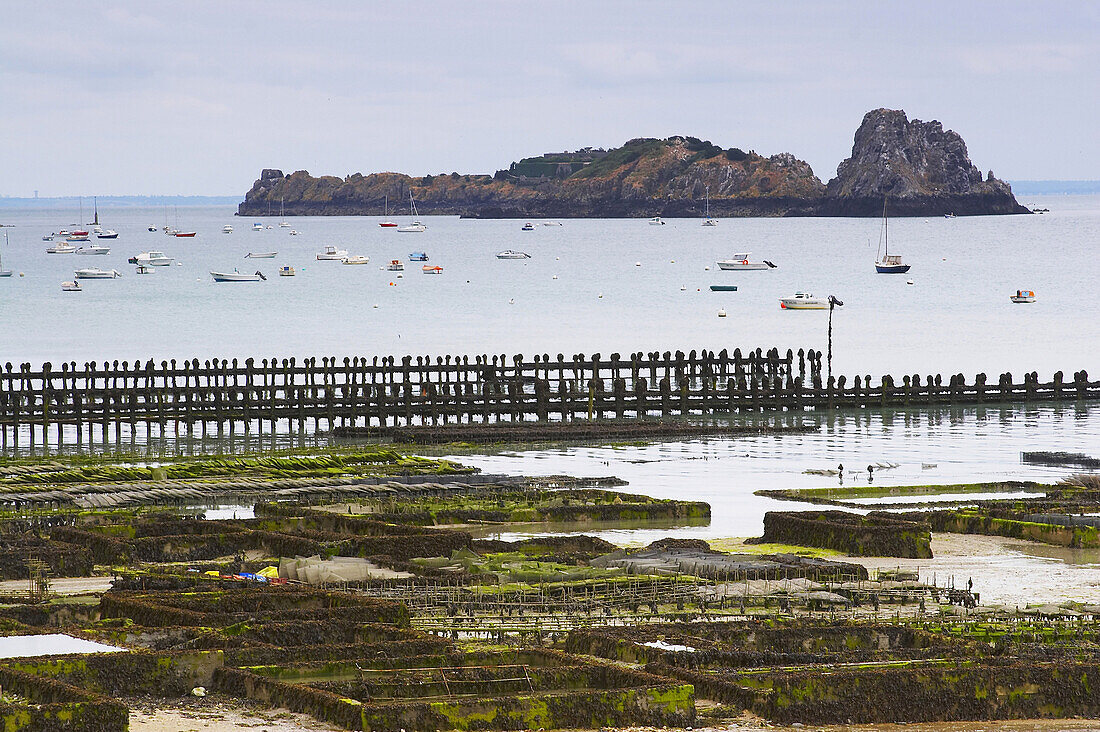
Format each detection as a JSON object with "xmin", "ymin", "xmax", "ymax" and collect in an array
[{"xmin": 238, "ymin": 109, "xmax": 1027, "ymax": 218}]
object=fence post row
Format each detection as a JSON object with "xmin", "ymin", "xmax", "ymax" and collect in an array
[{"xmin": 0, "ymin": 353, "xmax": 1094, "ymax": 443}]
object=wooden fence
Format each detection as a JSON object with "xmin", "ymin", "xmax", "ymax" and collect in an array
[{"xmin": 0, "ymin": 347, "xmax": 1095, "ymax": 450}]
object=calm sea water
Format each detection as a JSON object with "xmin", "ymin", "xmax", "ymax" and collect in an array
[{"xmin": 1, "ymin": 196, "xmax": 1096, "ymax": 379}]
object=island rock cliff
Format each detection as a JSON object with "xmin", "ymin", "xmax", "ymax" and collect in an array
[
  {"xmin": 239, "ymin": 109, "xmax": 1026, "ymax": 218},
  {"xmin": 823, "ymin": 108, "xmax": 1027, "ymax": 216}
]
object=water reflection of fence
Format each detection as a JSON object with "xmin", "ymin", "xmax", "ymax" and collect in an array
[{"xmin": 0, "ymin": 347, "xmax": 1095, "ymax": 450}]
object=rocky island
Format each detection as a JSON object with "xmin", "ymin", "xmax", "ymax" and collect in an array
[{"xmin": 239, "ymin": 108, "xmax": 1028, "ymax": 218}]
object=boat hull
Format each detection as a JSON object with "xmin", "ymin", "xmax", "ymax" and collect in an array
[
  {"xmin": 709, "ymin": 285, "xmax": 739, "ymax": 291},
  {"xmin": 717, "ymin": 262, "xmax": 770, "ymax": 271},
  {"xmin": 211, "ymin": 272, "xmax": 263, "ymax": 282},
  {"xmin": 74, "ymin": 269, "xmax": 121, "ymax": 279},
  {"xmin": 875, "ymin": 263, "xmax": 911, "ymax": 274}
]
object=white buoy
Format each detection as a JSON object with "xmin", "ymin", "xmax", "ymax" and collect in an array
[{"xmin": 718, "ymin": 309, "xmax": 727, "ymax": 318}]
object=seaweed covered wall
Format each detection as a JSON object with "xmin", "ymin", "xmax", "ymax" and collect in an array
[{"xmin": 756, "ymin": 511, "xmax": 932, "ymax": 558}]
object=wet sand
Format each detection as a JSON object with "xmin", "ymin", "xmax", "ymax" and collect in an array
[{"xmin": 128, "ymin": 696, "xmax": 343, "ymax": 731}]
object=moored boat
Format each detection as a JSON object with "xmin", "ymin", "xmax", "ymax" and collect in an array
[
  {"xmin": 66, "ymin": 234, "xmax": 90, "ymax": 242},
  {"xmin": 717, "ymin": 253, "xmax": 775, "ymax": 270},
  {"xmin": 875, "ymin": 197, "xmax": 911, "ymax": 274},
  {"xmin": 422, "ymin": 265, "xmax": 443, "ymax": 274},
  {"xmin": 316, "ymin": 246, "xmax": 349, "ymax": 260},
  {"xmin": 496, "ymin": 250, "xmax": 531, "ymax": 259},
  {"xmin": 47, "ymin": 243, "xmax": 78, "ymax": 254},
  {"xmin": 74, "ymin": 268, "xmax": 122, "ymax": 279},
  {"xmin": 223, "ymin": 225, "xmax": 234, "ymax": 233},
  {"xmin": 1010, "ymin": 290, "xmax": 1036, "ymax": 303},
  {"xmin": 780, "ymin": 292, "xmax": 827, "ymax": 310},
  {"xmin": 174, "ymin": 231, "xmax": 196, "ymax": 238},
  {"xmin": 245, "ymin": 252, "xmax": 277, "ymax": 259},
  {"xmin": 76, "ymin": 245, "xmax": 111, "ymax": 255},
  {"xmin": 96, "ymin": 230, "xmax": 119, "ymax": 239},
  {"xmin": 128, "ymin": 251, "xmax": 173, "ymax": 267},
  {"xmin": 61, "ymin": 280, "xmax": 82, "ymax": 291},
  {"xmin": 342, "ymin": 255, "xmax": 370, "ymax": 265},
  {"xmin": 211, "ymin": 269, "xmax": 266, "ymax": 282},
  {"xmin": 647, "ymin": 216, "xmax": 665, "ymax": 225},
  {"xmin": 252, "ymin": 223, "xmax": 263, "ymax": 231},
  {"xmin": 279, "ymin": 265, "xmax": 295, "ymax": 277},
  {"xmin": 709, "ymin": 285, "xmax": 738, "ymax": 291},
  {"xmin": 398, "ymin": 191, "xmax": 426, "ymax": 232},
  {"xmin": 387, "ymin": 260, "xmax": 405, "ymax": 271},
  {"xmin": 408, "ymin": 252, "xmax": 429, "ymax": 261},
  {"xmin": 521, "ymin": 222, "xmax": 535, "ymax": 231}
]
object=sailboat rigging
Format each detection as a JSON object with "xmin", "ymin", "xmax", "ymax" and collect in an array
[
  {"xmin": 702, "ymin": 185, "xmax": 717, "ymax": 226},
  {"xmin": 380, "ymin": 194, "xmax": 397, "ymax": 227},
  {"xmin": 0, "ymin": 231, "xmax": 13, "ymax": 277},
  {"xmin": 875, "ymin": 197, "xmax": 910, "ymax": 274},
  {"xmin": 397, "ymin": 190, "xmax": 426, "ymax": 232}
]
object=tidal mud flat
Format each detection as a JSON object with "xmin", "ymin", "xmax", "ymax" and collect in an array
[{"xmin": 2, "ymin": 447, "xmax": 1100, "ymax": 730}]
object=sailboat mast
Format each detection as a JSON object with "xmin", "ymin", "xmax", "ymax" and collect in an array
[
  {"xmin": 882, "ymin": 197, "xmax": 889, "ymax": 257},
  {"xmin": 93, "ymin": 197, "xmax": 99, "ymax": 226}
]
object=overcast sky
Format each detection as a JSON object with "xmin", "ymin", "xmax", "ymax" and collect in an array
[{"xmin": 2, "ymin": 1, "xmax": 1096, "ymax": 196}]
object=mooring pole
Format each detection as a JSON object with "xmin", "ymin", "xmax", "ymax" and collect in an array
[{"xmin": 827, "ymin": 295, "xmax": 843, "ymax": 383}]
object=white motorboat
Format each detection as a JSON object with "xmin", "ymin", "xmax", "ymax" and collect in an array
[
  {"xmin": 497, "ymin": 250, "xmax": 531, "ymax": 259},
  {"xmin": 74, "ymin": 268, "xmax": 122, "ymax": 279},
  {"xmin": 47, "ymin": 243, "xmax": 78, "ymax": 254},
  {"xmin": 128, "ymin": 251, "xmax": 173, "ymax": 267},
  {"xmin": 58, "ymin": 229, "xmax": 71, "ymax": 236},
  {"xmin": 422, "ymin": 265, "xmax": 443, "ymax": 274},
  {"xmin": 289, "ymin": 230, "xmax": 299, "ymax": 236},
  {"xmin": 717, "ymin": 253, "xmax": 776, "ymax": 270},
  {"xmin": 542, "ymin": 221, "xmax": 562, "ymax": 226},
  {"xmin": 316, "ymin": 246, "xmax": 349, "ymax": 260},
  {"xmin": 279, "ymin": 265, "xmax": 295, "ymax": 277},
  {"xmin": 42, "ymin": 235, "xmax": 54, "ymax": 241},
  {"xmin": 223, "ymin": 225, "xmax": 234, "ymax": 234},
  {"xmin": 386, "ymin": 259, "xmax": 405, "ymax": 271},
  {"xmin": 398, "ymin": 190, "xmax": 426, "ymax": 232},
  {"xmin": 521, "ymin": 222, "xmax": 535, "ymax": 231},
  {"xmin": 66, "ymin": 234, "xmax": 90, "ymax": 242},
  {"xmin": 779, "ymin": 292, "xmax": 828, "ymax": 310},
  {"xmin": 211, "ymin": 269, "xmax": 266, "ymax": 282},
  {"xmin": 1010, "ymin": 289, "xmax": 1036, "ymax": 303},
  {"xmin": 97, "ymin": 230, "xmax": 119, "ymax": 239},
  {"xmin": 342, "ymin": 255, "xmax": 370, "ymax": 265},
  {"xmin": 61, "ymin": 280, "xmax": 82, "ymax": 291},
  {"xmin": 648, "ymin": 216, "xmax": 666, "ymax": 225},
  {"xmin": 76, "ymin": 245, "xmax": 111, "ymax": 255},
  {"xmin": 245, "ymin": 252, "xmax": 277, "ymax": 259}
]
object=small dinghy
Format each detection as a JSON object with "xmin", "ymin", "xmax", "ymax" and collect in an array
[
  {"xmin": 279, "ymin": 265, "xmax": 295, "ymax": 277},
  {"xmin": 709, "ymin": 285, "xmax": 738, "ymax": 291},
  {"xmin": 211, "ymin": 269, "xmax": 266, "ymax": 282},
  {"xmin": 342, "ymin": 255, "xmax": 370, "ymax": 265},
  {"xmin": 245, "ymin": 252, "xmax": 277, "ymax": 258},
  {"xmin": 422, "ymin": 265, "xmax": 443, "ymax": 275},
  {"xmin": 61, "ymin": 280, "xmax": 82, "ymax": 291},
  {"xmin": 497, "ymin": 250, "xmax": 531, "ymax": 259}
]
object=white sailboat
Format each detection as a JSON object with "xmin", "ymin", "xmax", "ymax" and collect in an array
[
  {"xmin": 702, "ymin": 185, "xmax": 718, "ymax": 226},
  {"xmin": 875, "ymin": 197, "xmax": 911, "ymax": 274},
  {"xmin": 0, "ymin": 232, "xmax": 12, "ymax": 277},
  {"xmin": 398, "ymin": 190, "xmax": 426, "ymax": 232},
  {"xmin": 279, "ymin": 198, "xmax": 290, "ymax": 227},
  {"xmin": 717, "ymin": 253, "xmax": 776, "ymax": 270}
]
